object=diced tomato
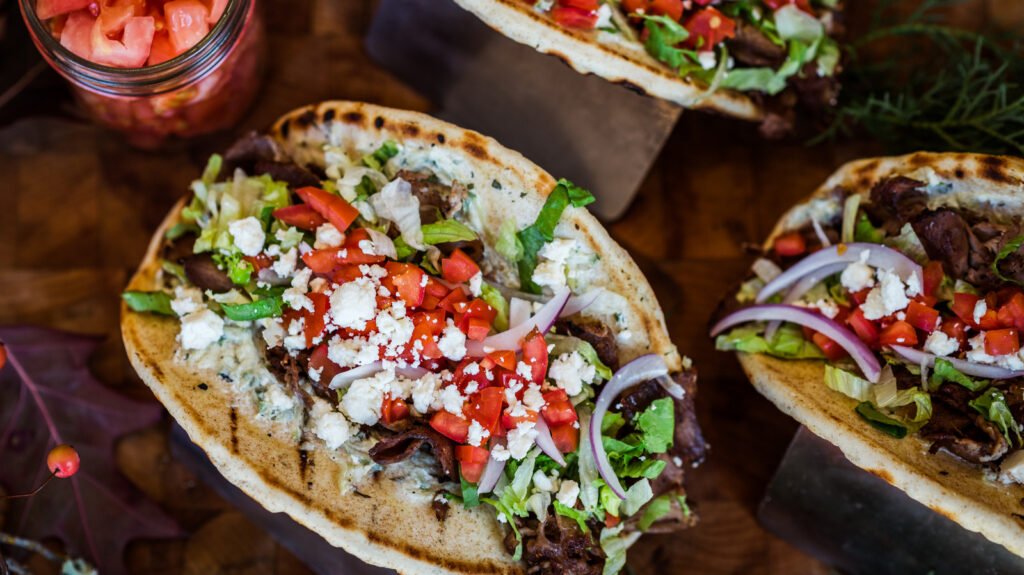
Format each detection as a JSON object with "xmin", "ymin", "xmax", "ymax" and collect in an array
[
  {"xmin": 550, "ymin": 6, "xmax": 597, "ymax": 28},
  {"xmin": 812, "ymin": 332, "xmax": 848, "ymax": 361},
  {"xmin": 620, "ymin": 0, "xmax": 683, "ymax": 19},
  {"xmin": 850, "ymin": 288, "xmax": 871, "ymax": 306},
  {"xmin": 303, "ymin": 292, "xmax": 329, "ymax": 347},
  {"xmin": 438, "ymin": 288, "xmax": 468, "ymax": 314},
  {"xmin": 301, "ymin": 249, "xmax": 339, "ymax": 274},
  {"xmin": 203, "ymin": 0, "xmax": 228, "ymax": 23},
  {"xmin": 441, "ymin": 249, "xmax": 481, "ymax": 284},
  {"xmin": 905, "ymin": 300, "xmax": 940, "ymax": 333},
  {"xmin": 455, "ymin": 445, "xmax": 490, "ymax": 483},
  {"xmin": 410, "ymin": 321, "xmax": 443, "ymax": 360},
  {"xmin": 381, "ymin": 395, "xmax": 411, "ymax": 425},
  {"xmin": 457, "ymin": 298, "xmax": 497, "ymax": 336},
  {"xmin": 773, "ymin": 231, "xmax": 806, "ymax": 258},
  {"xmin": 37, "ymin": 0, "xmax": 93, "ymax": 20},
  {"xmin": 308, "ymin": 344, "xmax": 343, "ymax": 387},
  {"xmin": 452, "ymin": 358, "xmax": 491, "ymax": 392},
  {"xmin": 560, "ymin": 0, "xmax": 599, "ymax": 9},
  {"xmin": 465, "ymin": 317, "xmax": 490, "ymax": 341},
  {"xmin": 922, "ymin": 261, "xmax": 945, "ymax": 297},
  {"xmin": 386, "ymin": 262, "xmax": 427, "ymax": 308},
  {"xmin": 329, "ymin": 264, "xmax": 364, "ymax": 284},
  {"xmin": 683, "ymin": 7, "xmax": 736, "ymax": 50},
  {"xmin": 90, "ymin": 15, "xmax": 155, "ymax": 68},
  {"xmin": 59, "ymin": 9, "xmax": 95, "ymax": 59},
  {"xmin": 97, "ymin": 0, "xmax": 144, "ymax": 36},
  {"xmin": 502, "ymin": 408, "xmax": 538, "ymax": 431},
  {"xmin": 273, "ymin": 204, "xmax": 327, "ymax": 231},
  {"xmin": 951, "ymin": 293, "xmax": 980, "ymax": 325},
  {"xmin": 998, "ymin": 292, "xmax": 1024, "ymax": 331},
  {"xmin": 413, "ymin": 309, "xmax": 446, "ymax": 334},
  {"xmin": 847, "ymin": 308, "xmax": 880, "ymax": 348},
  {"xmin": 295, "ymin": 186, "xmax": 360, "ymax": 233},
  {"xmin": 985, "ymin": 329, "xmax": 1020, "ymax": 356},
  {"xmin": 164, "ymin": 0, "xmax": 210, "ymax": 54},
  {"xmin": 521, "ymin": 328, "xmax": 548, "ymax": 384},
  {"xmin": 763, "ymin": 0, "xmax": 814, "ymax": 13},
  {"xmin": 465, "ymin": 387, "xmax": 504, "ymax": 436},
  {"xmin": 879, "ymin": 321, "xmax": 918, "ymax": 347},
  {"xmin": 431, "ymin": 411, "xmax": 470, "ymax": 443},
  {"xmin": 147, "ymin": 31, "xmax": 177, "ymax": 65},
  {"xmin": 940, "ymin": 318, "xmax": 968, "ymax": 350},
  {"xmin": 487, "ymin": 350, "xmax": 517, "ymax": 372},
  {"xmin": 541, "ymin": 389, "xmax": 578, "ymax": 426},
  {"xmin": 549, "ymin": 422, "xmax": 579, "ymax": 454}
]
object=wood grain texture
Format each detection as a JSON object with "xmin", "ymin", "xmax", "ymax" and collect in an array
[{"xmin": 0, "ymin": 0, "xmax": 1020, "ymax": 573}]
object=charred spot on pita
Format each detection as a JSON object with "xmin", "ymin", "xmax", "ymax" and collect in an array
[
  {"xmin": 342, "ymin": 111, "xmax": 364, "ymax": 125},
  {"xmin": 322, "ymin": 108, "xmax": 336, "ymax": 123},
  {"xmin": 374, "ymin": 115, "xmax": 385, "ymax": 129}
]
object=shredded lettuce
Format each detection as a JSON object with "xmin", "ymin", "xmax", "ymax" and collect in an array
[
  {"xmin": 122, "ymin": 291, "xmax": 174, "ymax": 316},
  {"xmin": 970, "ymin": 389, "xmax": 1022, "ymax": 446},
  {"xmin": 220, "ymin": 297, "xmax": 283, "ymax": 322},
  {"xmin": 394, "ymin": 219, "xmax": 479, "ymax": 258},
  {"xmin": 885, "ymin": 223, "xmax": 928, "ymax": 264},
  {"xmin": 992, "ymin": 235, "xmax": 1024, "ymax": 285},
  {"xmin": 715, "ymin": 324, "xmax": 825, "ymax": 359},
  {"xmin": 816, "ymin": 37, "xmax": 841, "ymax": 76},
  {"xmin": 637, "ymin": 494, "xmax": 673, "ymax": 531},
  {"xmin": 599, "ymin": 525, "xmax": 642, "ymax": 575},
  {"xmin": 480, "ymin": 283, "xmax": 510, "ymax": 331},
  {"xmin": 460, "ymin": 475, "xmax": 480, "ymax": 508},
  {"xmin": 854, "ymin": 213, "xmax": 885, "ymax": 243},
  {"xmin": 274, "ymin": 226, "xmax": 305, "ymax": 250},
  {"xmin": 774, "ymin": 4, "xmax": 823, "ymax": 42},
  {"xmin": 621, "ymin": 478, "xmax": 654, "ymax": 517},
  {"xmin": 841, "ymin": 195, "xmax": 861, "ymax": 244},
  {"xmin": 495, "ymin": 218, "xmax": 524, "ymax": 263},
  {"xmin": 601, "ymin": 412, "xmax": 626, "ymax": 437},
  {"xmin": 553, "ymin": 500, "xmax": 589, "ymax": 533},
  {"xmin": 578, "ymin": 413, "xmax": 602, "ymax": 513},
  {"xmin": 516, "ymin": 179, "xmax": 595, "ymax": 293},
  {"xmin": 855, "ymin": 402, "xmax": 908, "ymax": 439},
  {"xmin": 192, "ymin": 162, "xmax": 291, "ymax": 254},
  {"xmin": 362, "ymin": 140, "xmax": 400, "ymax": 172},
  {"xmin": 636, "ymin": 397, "xmax": 674, "ymax": 454},
  {"xmin": 213, "ymin": 252, "xmax": 254, "ymax": 286},
  {"xmin": 369, "ymin": 179, "xmax": 423, "ymax": 250},
  {"xmin": 720, "ymin": 37, "xmax": 820, "ymax": 95},
  {"xmin": 165, "ymin": 222, "xmax": 199, "ymax": 241},
  {"xmin": 161, "ymin": 260, "xmax": 187, "ymax": 283},
  {"xmin": 931, "ymin": 358, "xmax": 989, "ymax": 392},
  {"xmin": 824, "ymin": 365, "xmax": 873, "ymax": 401}
]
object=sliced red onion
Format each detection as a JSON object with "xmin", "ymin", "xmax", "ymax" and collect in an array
[
  {"xmin": 478, "ymin": 439, "xmax": 508, "ymax": 494},
  {"xmin": 436, "ymin": 277, "xmax": 471, "ymax": 295},
  {"xmin": 655, "ymin": 374, "xmax": 685, "ymax": 400},
  {"xmin": 396, "ymin": 366, "xmax": 429, "ymax": 380},
  {"xmin": 756, "ymin": 243, "xmax": 922, "ymax": 304},
  {"xmin": 533, "ymin": 417, "xmax": 567, "ymax": 467},
  {"xmin": 781, "ymin": 262, "xmax": 849, "ymax": 304},
  {"xmin": 467, "ymin": 287, "xmax": 570, "ymax": 356},
  {"xmin": 560, "ymin": 290, "xmax": 601, "ymax": 318},
  {"xmin": 257, "ymin": 268, "xmax": 291, "ymax": 286},
  {"xmin": 889, "ymin": 345, "xmax": 1024, "ymax": 380},
  {"xmin": 328, "ymin": 361, "xmax": 383, "ymax": 389},
  {"xmin": 364, "ymin": 228, "xmax": 398, "ymax": 260},
  {"xmin": 590, "ymin": 354, "xmax": 669, "ymax": 498},
  {"xmin": 710, "ymin": 304, "xmax": 882, "ymax": 383},
  {"xmin": 509, "ymin": 297, "xmax": 533, "ymax": 328},
  {"xmin": 811, "ymin": 217, "xmax": 831, "ymax": 248},
  {"xmin": 752, "ymin": 258, "xmax": 783, "ymax": 283}
]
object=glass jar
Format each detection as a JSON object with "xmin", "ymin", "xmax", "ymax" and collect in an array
[{"xmin": 19, "ymin": 0, "xmax": 266, "ymax": 148}]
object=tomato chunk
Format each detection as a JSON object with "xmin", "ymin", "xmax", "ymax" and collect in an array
[
  {"xmin": 683, "ymin": 7, "xmax": 736, "ymax": 50},
  {"xmin": 879, "ymin": 321, "xmax": 918, "ymax": 347},
  {"xmin": 381, "ymin": 395, "xmax": 411, "ymax": 425},
  {"xmin": 550, "ymin": 6, "xmax": 597, "ymax": 29},
  {"xmin": 273, "ymin": 204, "xmax": 327, "ymax": 231},
  {"xmin": 308, "ymin": 344, "xmax": 343, "ymax": 387},
  {"xmin": 430, "ymin": 411, "xmax": 470, "ymax": 443},
  {"xmin": 549, "ymin": 422, "xmax": 579, "ymax": 454},
  {"xmin": 59, "ymin": 10, "xmax": 96, "ymax": 59},
  {"xmin": 541, "ymin": 389, "xmax": 578, "ymax": 426},
  {"xmin": 295, "ymin": 186, "xmax": 360, "ymax": 233},
  {"xmin": 922, "ymin": 261, "xmax": 945, "ymax": 297},
  {"xmin": 773, "ymin": 231, "xmax": 806, "ymax": 257},
  {"xmin": 940, "ymin": 318, "xmax": 968, "ymax": 351},
  {"xmin": 812, "ymin": 332, "xmax": 848, "ymax": 361},
  {"xmin": 165, "ymin": 0, "xmax": 211, "ymax": 54},
  {"xmin": 985, "ymin": 329, "xmax": 1020, "ymax": 356},
  {"xmin": 37, "ymin": 0, "xmax": 94, "ymax": 20},
  {"xmin": 441, "ymin": 249, "xmax": 481, "ymax": 284},
  {"xmin": 90, "ymin": 15, "xmax": 156, "ymax": 68},
  {"xmin": 465, "ymin": 387, "xmax": 505, "ymax": 436},
  {"xmin": 847, "ymin": 308, "xmax": 880, "ymax": 349},
  {"xmin": 387, "ymin": 262, "xmax": 427, "ymax": 308},
  {"xmin": 905, "ymin": 301, "xmax": 940, "ymax": 333},
  {"xmin": 621, "ymin": 0, "xmax": 683, "ymax": 19},
  {"xmin": 456, "ymin": 445, "xmax": 490, "ymax": 483},
  {"xmin": 521, "ymin": 328, "xmax": 549, "ymax": 385},
  {"xmin": 487, "ymin": 350, "xmax": 517, "ymax": 372},
  {"xmin": 998, "ymin": 292, "xmax": 1024, "ymax": 331}
]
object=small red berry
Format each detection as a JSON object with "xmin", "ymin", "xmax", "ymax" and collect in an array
[
  {"xmin": 47, "ymin": 444, "xmax": 81, "ymax": 479},
  {"xmin": 0, "ymin": 344, "xmax": 6, "ymax": 370}
]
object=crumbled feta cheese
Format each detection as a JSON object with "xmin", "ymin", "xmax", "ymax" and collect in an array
[
  {"xmin": 840, "ymin": 253, "xmax": 875, "ymax": 293},
  {"xmin": 924, "ymin": 330, "xmax": 959, "ymax": 357},
  {"xmin": 861, "ymin": 269, "xmax": 911, "ymax": 320},
  {"xmin": 905, "ymin": 273, "xmax": 923, "ymax": 297},
  {"xmin": 697, "ymin": 50, "xmax": 717, "ymax": 70},
  {"xmin": 469, "ymin": 272, "xmax": 483, "ymax": 297},
  {"xmin": 308, "ymin": 366, "xmax": 323, "ymax": 382},
  {"xmin": 522, "ymin": 384, "xmax": 545, "ymax": 412},
  {"xmin": 556, "ymin": 479, "xmax": 580, "ymax": 508},
  {"xmin": 467, "ymin": 420, "xmax": 490, "ymax": 447},
  {"xmin": 341, "ymin": 370, "xmax": 392, "ymax": 425},
  {"xmin": 314, "ymin": 223, "xmax": 344, "ymax": 249},
  {"xmin": 516, "ymin": 361, "xmax": 533, "ymax": 380},
  {"xmin": 261, "ymin": 384, "xmax": 297, "ymax": 415},
  {"xmin": 814, "ymin": 299, "xmax": 840, "ymax": 319},
  {"xmin": 438, "ymin": 319, "xmax": 467, "ymax": 361},
  {"xmin": 491, "ymin": 444, "xmax": 512, "ymax": 462},
  {"xmin": 179, "ymin": 309, "xmax": 224, "ymax": 350},
  {"xmin": 974, "ymin": 300, "xmax": 988, "ymax": 324},
  {"xmin": 439, "ymin": 385, "xmax": 465, "ymax": 416},
  {"xmin": 228, "ymin": 217, "xmax": 266, "ymax": 257},
  {"xmin": 411, "ymin": 372, "xmax": 444, "ymax": 413},
  {"xmin": 548, "ymin": 351, "xmax": 595, "ymax": 397},
  {"xmin": 327, "ymin": 335, "xmax": 378, "ymax": 368},
  {"xmin": 259, "ymin": 318, "xmax": 285, "ymax": 348},
  {"xmin": 463, "ymin": 362, "xmax": 481, "ymax": 376},
  {"xmin": 532, "ymin": 470, "xmax": 557, "ymax": 493},
  {"xmin": 1000, "ymin": 450, "xmax": 1024, "ymax": 484},
  {"xmin": 171, "ymin": 286, "xmax": 204, "ymax": 316},
  {"xmin": 311, "ymin": 400, "xmax": 352, "ymax": 450},
  {"xmin": 283, "ymin": 316, "xmax": 307, "ymax": 351},
  {"xmin": 594, "ymin": 3, "xmax": 612, "ymax": 28},
  {"xmin": 532, "ymin": 238, "xmax": 576, "ymax": 289},
  {"xmin": 272, "ymin": 247, "xmax": 298, "ymax": 277},
  {"xmin": 330, "ymin": 277, "xmax": 377, "ymax": 330},
  {"xmin": 283, "ymin": 268, "xmax": 314, "ymax": 312},
  {"xmin": 373, "ymin": 301, "xmax": 414, "ymax": 355},
  {"xmin": 505, "ymin": 421, "xmax": 538, "ymax": 460},
  {"xmin": 966, "ymin": 333, "xmax": 1024, "ymax": 370}
]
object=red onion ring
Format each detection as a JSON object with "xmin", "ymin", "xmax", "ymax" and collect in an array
[
  {"xmin": 757, "ymin": 243, "xmax": 922, "ymax": 304},
  {"xmin": 655, "ymin": 375, "xmax": 685, "ymax": 400},
  {"xmin": 781, "ymin": 262, "xmax": 849, "ymax": 304},
  {"xmin": 560, "ymin": 290, "xmax": 601, "ymax": 318},
  {"xmin": 478, "ymin": 439, "xmax": 508, "ymax": 494},
  {"xmin": 811, "ymin": 217, "xmax": 831, "ymax": 248},
  {"xmin": 710, "ymin": 304, "xmax": 882, "ymax": 383},
  {"xmin": 328, "ymin": 361, "xmax": 382, "ymax": 389},
  {"xmin": 467, "ymin": 287, "xmax": 570, "ymax": 356},
  {"xmin": 509, "ymin": 297, "xmax": 532, "ymax": 328},
  {"xmin": 589, "ymin": 354, "xmax": 669, "ymax": 498},
  {"xmin": 533, "ymin": 417, "xmax": 567, "ymax": 467},
  {"xmin": 889, "ymin": 345, "xmax": 1024, "ymax": 380}
]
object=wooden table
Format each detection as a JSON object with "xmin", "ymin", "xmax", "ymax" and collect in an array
[{"xmin": 0, "ymin": 1, "xmax": 1019, "ymax": 573}]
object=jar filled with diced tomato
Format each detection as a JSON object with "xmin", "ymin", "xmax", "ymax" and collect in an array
[{"xmin": 19, "ymin": 0, "xmax": 265, "ymax": 148}]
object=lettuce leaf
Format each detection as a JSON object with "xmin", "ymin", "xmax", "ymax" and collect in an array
[
  {"xmin": 970, "ymin": 389, "xmax": 1022, "ymax": 446},
  {"xmin": 715, "ymin": 324, "xmax": 825, "ymax": 359},
  {"xmin": 394, "ymin": 219, "xmax": 479, "ymax": 258},
  {"xmin": 599, "ymin": 525, "xmax": 642, "ymax": 575},
  {"xmin": 931, "ymin": 358, "xmax": 989, "ymax": 392},
  {"xmin": 553, "ymin": 500, "xmax": 589, "ymax": 533},
  {"xmin": 362, "ymin": 140, "xmax": 400, "ymax": 171},
  {"xmin": 480, "ymin": 283, "xmax": 510, "ymax": 331},
  {"xmin": 220, "ymin": 297, "xmax": 283, "ymax": 322},
  {"xmin": 620, "ymin": 478, "xmax": 654, "ymax": 517},
  {"xmin": 122, "ymin": 291, "xmax": 174, "ymax": 316},
  {"xmin": 855, "ymin": 402, "xmax": 908, "ymax": 439},
  {"xmin": 495, "ymin": 218, "xmax": 524, "ymax": 263},
  {"xmin": 516, "ymin": 179, "xmax": 595, "ymax": 293},
  {"xmin": 824, "ymin": 365, "xmax": 873, "ymax": 401},
  {"xmin": 637, "ymin": 494, "xmax": 673, "ymax": 531},
  {"xmin": 992, "ymin": 235, "xmax": 1024, "ymax": 285},
  {"xmin": 636, "ymin": 397, "xmax": 674, "ymax": 454}
]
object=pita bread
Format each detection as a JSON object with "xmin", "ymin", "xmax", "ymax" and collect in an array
[
  {"xmin": 122, "ymin": 101, "xmax": 684, "ymax": 574},
  {"xmin": 450, "ymin": 0, "xmax": 764, "ymax": 121},
  {"xmin": 735, "ymin": 152, "xmax": 1024, "ymax": 557}
]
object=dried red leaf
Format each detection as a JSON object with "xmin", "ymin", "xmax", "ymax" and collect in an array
[{"xmin": 0, "ymin": 327, "xmax": 182, "ymax": 574}]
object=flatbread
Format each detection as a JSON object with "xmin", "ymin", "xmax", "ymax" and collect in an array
[
  {"xmin": 450, "ymin": 0, "xmax": 764, "ymax": 121},
  {"xmin": 736, "ymin": 152, "xmax": 1024, "ymax": 557},
  {"xmin": 122, "ymin": 101, "xmax": 683, "ymax": 574}
]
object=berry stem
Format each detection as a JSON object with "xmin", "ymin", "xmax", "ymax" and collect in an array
[{"xmin": 1, "ymin": 472, "xmax": 56, "ymax": 500}]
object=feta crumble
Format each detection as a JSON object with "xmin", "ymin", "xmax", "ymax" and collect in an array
[
  {"xmin": 861, "ymin": 269, "xmax": 911, "ymax": 320},
  {"xmin": 467, "ymin": 420, "xmax": 490, "ymax": 447},
  {"xmin": 548, "ymin": 351, "xmax": 596, "ymax": 396},
  {"xmin": 330, "ymin": 277, "xmax": 377, "ymax": 330},
  {"xmin": 924, "ymin": 330, "xmax": 959, "ymax": 357},
  {"xmin": 840, "ymin": 253, "xmax": 875, "ymax": 293},
  {"xmin": 228, "ymin": 217, "xmax": 266, "ymax": 257},
  {"xmin": 438, "ymin": 319, "xmax": 468, "ymax": 361},
  {"xmin": 315, "ymin": 223, "xmax": 344, "ymax": 249},
  {"xmin": 532, "ymin": 238, "xmax": 576, "ymax": 289},
  {"xmin": 180, "ymin": 309, "xmax": 224, "ymax": 350},
  {"xmin": 556, "ymin": 479, "xmax": 580, "ymax": 507}
]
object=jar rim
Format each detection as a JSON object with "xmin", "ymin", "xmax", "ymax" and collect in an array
[{"xmin": 19, "ymin": 0, "xmax": 251, "ymax": 96}]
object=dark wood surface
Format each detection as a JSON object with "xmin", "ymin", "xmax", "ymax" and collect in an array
[{"xmin": 0, "ymin": 1, "xmax": 1020, "ymax": 573}]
